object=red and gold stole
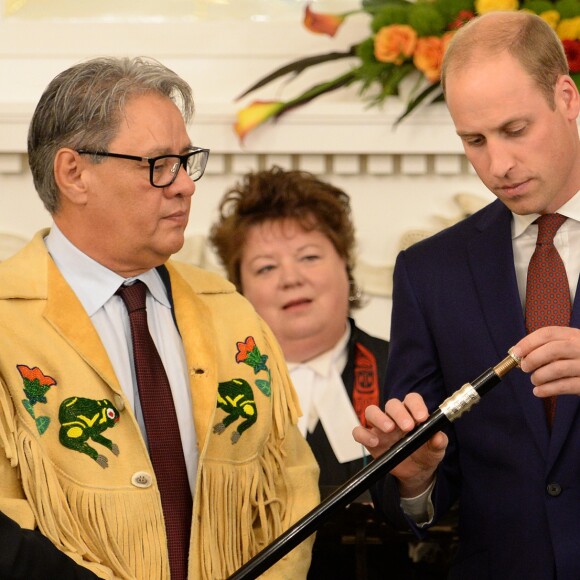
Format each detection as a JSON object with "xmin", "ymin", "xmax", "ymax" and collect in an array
[{"xmin": 352, "ymin": 342, "xmax": 380, "ymax": 428}]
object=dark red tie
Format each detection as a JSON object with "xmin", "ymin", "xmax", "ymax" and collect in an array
[
  {"xmin": 524, "ymin": 214, "xmax": 570, "ymax": 427},
  {"xmin": 117, "ymin": 281, "xmax": 192, "ymax": 579}
]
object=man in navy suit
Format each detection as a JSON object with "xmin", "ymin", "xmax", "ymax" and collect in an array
[{"xmin": 354, "ymin": 11, "xmax": 580, "ymax": 580}]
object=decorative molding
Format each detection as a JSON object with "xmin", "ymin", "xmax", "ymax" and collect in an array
[
  {"xmin": 0, "ymin": 151, "xmax": 478, "ymax": 179},
  {"xmin": 0, "ymin": 152, "xmax": 22, "ymax": 173},
  {"xmin": 0, "ymin": 100, "xmax": 463, "ymax": 152},
  {"xmin": 0, "ymin": 99, "xmax": 474, "ymax": 177}
]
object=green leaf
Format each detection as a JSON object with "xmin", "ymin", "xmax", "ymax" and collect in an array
[
  {"xmin": 255, "ymin": 379, "xmax": 271, "ymax": 397},
  {"xmin": 272, "ymin": 71, "xmax": 359, "ymax": 119},
  {"xmin": 363, "ymin": 0, "xmax": 412, "ymax": 11},
  {"xmin": 395, "ymin": 81, "xmax": 444, "ymax": 125},
  {"xmin": 236, "ymin": 46, "xmax": 357, "ymax": 101},
  {"xmin": 22, "ymin": 399, "xmax": 35, "ymax": 418},
  {"xmin": 408, "ymin": 4, "xmax": 447, "ymax": 36},
  {"xmin": 35, "ymin": 415, "xmax": 51, "ymax": 435}
]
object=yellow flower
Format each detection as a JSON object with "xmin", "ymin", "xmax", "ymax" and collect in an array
[
  {"xmin": 303, "ymin": 3, "xmax": 346, "ymax": 37},
  {"xmin": 475, "ymin": 0, "xmax": 519, "ymax": 15},
  {"xmin": 557, "ymin": 17, "xmax": 580, "ymax": 41},
  {"xmin": 374, "ymin": 25, "xmax": 418, "ymax": 65},
  {"xmin": 234, "ymin": 101, "xmax": 284, "ymax": 142},
  {"xmin": 539, "ymin": 10, "xmax": 560, "ymax": 30}
]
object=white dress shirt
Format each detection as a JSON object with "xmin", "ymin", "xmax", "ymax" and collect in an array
[
  {"xmin": 512, "ymin": 193, "xmax": 580, "ymax": 308},
  {"xmin": 44, "ymin": 224, "xmax": 198, "ymax": 493},
  {"xmin": 287, "ymin": 325, "xmax": 369, "ymax": 463}
]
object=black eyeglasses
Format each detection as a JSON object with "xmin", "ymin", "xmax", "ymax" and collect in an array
[{"xmin": 77, "ymin": 147, "xmax": 210, "ymax": 188}]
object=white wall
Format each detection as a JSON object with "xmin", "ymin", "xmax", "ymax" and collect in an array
[{"xmin": 0, "ymin": 2, "xmax": 498, "ymax": 340}]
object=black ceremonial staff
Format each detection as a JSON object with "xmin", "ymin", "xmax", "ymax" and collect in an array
[{"xmin": 228, "ymin": 349, "xmax": 521, "ymax": 580}]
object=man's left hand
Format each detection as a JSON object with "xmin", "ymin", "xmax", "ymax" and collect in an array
[{"xmin": 513, "ymin": 326, "xmax": 580, "ymax": 397}]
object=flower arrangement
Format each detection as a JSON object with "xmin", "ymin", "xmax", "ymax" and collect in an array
[{"xmin": 234, "ymin": 0, "xmax": 580, "ymax": 141}]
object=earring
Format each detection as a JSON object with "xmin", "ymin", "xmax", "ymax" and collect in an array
[{"xmin": 349, "ymin": 280, "xmax": 362, "ymax": 303}]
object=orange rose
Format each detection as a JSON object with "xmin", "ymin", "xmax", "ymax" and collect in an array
[
  {"xmin": 442, "ymin": 30, "xmax": 456, "ymax": 54},
  {"xmin": 374, "ymin": 25, "xmax": 418, "ymax": 65},
  {"xmin": 413, "ymin": 36, "xmax": 445, "ymax": 82}
]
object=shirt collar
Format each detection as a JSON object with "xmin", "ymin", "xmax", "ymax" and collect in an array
[
  {"xmin": 44, "ymin": 223, "xmax": 171, "ymax": 316},
  {"xmin": 512, "ymin": 190, "xmax": 580, "ymax": 239},
  {"xmin": 287, "ymin": 323, "xmax": 350, "ymax": 378}
]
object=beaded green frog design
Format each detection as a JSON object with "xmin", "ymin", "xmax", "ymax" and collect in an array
[
  {"xmin": 213, "ymin": 378, "xmax": 257, "ymax": 444},
  {"xmin": 59, "ymin": 397, "xmax": 120, "ymax": 468}
]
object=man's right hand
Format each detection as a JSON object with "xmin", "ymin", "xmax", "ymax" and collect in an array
[{"xmin": 352, "ymin": 393, "xmax": 448, "ymax": 498}]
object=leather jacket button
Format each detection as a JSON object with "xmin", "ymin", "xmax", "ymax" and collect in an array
[
  {"xmin": 131, "ymin": 471, "xmax": 153, "ymax": 488},
  {"xmin": 546, "ymin": 482, "xmax": 562, "ymax": 497},
  {"xmin": 113, "ymin": 394, "xmax": 125, "ymax": 411}
]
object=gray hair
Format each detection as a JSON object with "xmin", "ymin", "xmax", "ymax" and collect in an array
[{"xmin": 28, "ymin": 56, "xmax": 195, "ymax": 214}]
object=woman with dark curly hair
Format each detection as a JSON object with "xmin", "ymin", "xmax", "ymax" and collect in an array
[{"xmin": 209, "ymin": 166, "xmax": 420, "ymax": 579}]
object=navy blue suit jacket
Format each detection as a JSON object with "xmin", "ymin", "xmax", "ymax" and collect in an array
[{"xmin": 373, "ymin": 199, "xmax": 580, "ymax": 579}]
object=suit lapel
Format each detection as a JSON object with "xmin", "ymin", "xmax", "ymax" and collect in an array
[
  {"xmin": 467, "ymin": 201, "xmax": 550, "ymax": 457},
  {"xmin": 165, "ymin": 262, "xmax": 219, "ymax": 451},
  {"xmin": 547, "ymin": 279, "xmax": 580, "ymax": 469},
  {"xmin": 467, "ymin": 202, "xmax": 524, "ymax": 356},
  {"xmin": 43, "ymin": 259, "xmax": 122, "ymax": 393}
]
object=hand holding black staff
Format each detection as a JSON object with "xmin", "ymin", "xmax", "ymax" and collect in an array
[{"xmin": 228, "ymin": 349, "xmax": 521, "ymax": 579}]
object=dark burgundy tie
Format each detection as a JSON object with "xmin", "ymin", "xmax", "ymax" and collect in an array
[
  {"xmin": 117, "ymin": 281, "xmax": 192, "ymax": 579},
  {"xmin": 524, "ymin": 214, "xmax": 570, "ymax": 427}
]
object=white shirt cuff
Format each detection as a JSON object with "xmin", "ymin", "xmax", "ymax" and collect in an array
[{"xmin": 400, "ymin": 477, "xmax": 436, "ymax": 527}]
